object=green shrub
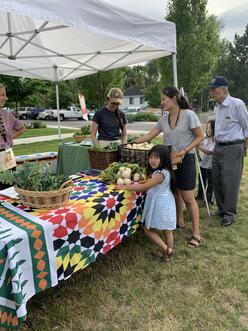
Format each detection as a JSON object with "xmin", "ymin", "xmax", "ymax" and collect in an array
[
  {"xmin": 126, "ymin": 114, "xmax": 135, "ymax": 123},
  {"xmin": 24, "ymin": 122, "xmax": 33, "ymax": 129},
  {"xmin": 127, "ymin": 112, "xmax": 158, "ymax": 122},
  {"xmin": 32, "ymin": 121, "xmax": 47, "ymax": 129}
]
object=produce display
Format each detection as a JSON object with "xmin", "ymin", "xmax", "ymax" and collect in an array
[
  {"xmin": 125, "ymin": 142, "xmax": 154, "ymax": 150},
  {"xmin": 0, "ymin": 163, "xmax": 73, "ymax": 209},
  {"xmin": 73, "ymin": 125, "xmax": 91, "ymax": 142},
  {"xmin": 89, "ymin": 141, "xmax": 120, "ymax": 151},
  {"xmin": 0, "ymin": 163, "xmax": 68, "ymax": 191},
  {"xmin": 100, "ymin": 162, "xmax": 146, "ymax": 184},
  {"xmin": 73, "ymin": 124, "xmax": 91, "ymax": 137}
]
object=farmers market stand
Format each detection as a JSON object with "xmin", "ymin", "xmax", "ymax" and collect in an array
[{"xmin": 0, "ymin": 173, "xmax": 144, "ymax": 329}]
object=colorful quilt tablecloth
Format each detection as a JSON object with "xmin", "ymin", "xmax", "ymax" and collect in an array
[{"xmin": 0, "ymin": 175, "xmax": 144, "ymax": 329}]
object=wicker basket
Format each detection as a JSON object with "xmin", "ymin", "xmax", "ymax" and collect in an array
[
  {"xmin": 118, "ymin": 144, "xmax": 149, "ymax": 167},
  {"xmin": 15, "ymin": 180, "xmax": 74, "ymax": 209},
  {"xmin": 88, "ymin": 149, "xmax": 119, "ymax": 170},
  {"xmin": 73, "ymin": 135, "xmax": 85, "ymax": 143}
]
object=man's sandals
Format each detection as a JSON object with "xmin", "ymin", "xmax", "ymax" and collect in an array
[{"xmin": 188, "ymin": 236, "xmax": 201, "ymax": 248}]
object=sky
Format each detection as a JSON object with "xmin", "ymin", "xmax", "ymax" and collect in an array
[{"xmin": 104, "ymin": 0, "xmax": 248, "ymax": 42}]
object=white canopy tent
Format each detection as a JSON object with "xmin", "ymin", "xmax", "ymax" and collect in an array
[{"xmin": 0, "ymin": 0, "xmax": 177, "ymax": 137}]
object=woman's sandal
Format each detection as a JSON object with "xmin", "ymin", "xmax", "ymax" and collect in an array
[
  {"xmin": 164, "ymin": 248, "xmax": 173, "ymax": 263},
  {"xmin": 188, "ymin": 236, "xmax": 201, "ymax": 248}
]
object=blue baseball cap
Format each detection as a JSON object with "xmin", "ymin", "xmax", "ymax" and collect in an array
[{"xmin": 208, "ymin": 76, "xmax": 228, "ymax": 88}]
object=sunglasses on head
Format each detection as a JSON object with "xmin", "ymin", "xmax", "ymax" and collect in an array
[{"xmin": 111, "ymin": 102, "xmax": 120, "ymax": 106}]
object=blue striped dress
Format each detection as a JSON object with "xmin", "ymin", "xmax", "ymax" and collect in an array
[{"xmin": 141, "ymin": 169, "xmax": 176, "ymax": 230}]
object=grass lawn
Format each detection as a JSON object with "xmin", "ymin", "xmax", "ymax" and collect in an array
[
  {"xmin": 16, "ymin": 157, "xmax": 248, "ymax": 330},
  {"xmin": 16, "ymin": 128, "xmax": 77, "ymax": 139},
  {"xmin": 13, "ymin": 138, "xmax": 73, "ymax": 155}
]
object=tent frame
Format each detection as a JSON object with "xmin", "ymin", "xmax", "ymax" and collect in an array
[{"xmin": 0, "ymin": 1, "xmax": 178, "ymax": 140}]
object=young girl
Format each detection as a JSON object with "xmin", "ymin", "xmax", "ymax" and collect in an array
[
  {"xmin": 117, "ymin": 145, "xmax": 177, "ymax": 262},
  {"xmin": 196, "ymin": 119, "xmax": 215, "ymax": 204}
]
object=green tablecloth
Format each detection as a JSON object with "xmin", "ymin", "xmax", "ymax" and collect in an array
[{"xmin": 57, "ymin": 142, "xmax": 91, "ymax": 175}]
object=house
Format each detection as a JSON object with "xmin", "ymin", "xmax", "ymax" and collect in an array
[{"xmin": 121, "ymin": 87, "xmax": 148, "ymax": 110}]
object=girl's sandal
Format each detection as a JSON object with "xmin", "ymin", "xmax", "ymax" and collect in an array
[
  {"xmin": 151, "ymin": 249, "xmax": 164, "ymax": 259},
  {"xmin": 164, "ymin": 249, "xmax": 173, "ymax": 263},
  {"xmin": 176, "ymin": 224, "xmax": 186, "ymax": 229}
]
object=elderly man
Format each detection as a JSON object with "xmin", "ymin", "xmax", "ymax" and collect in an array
[{"xmin": 208, "ymin": 76, "xmax": 248, "ymax": 226}]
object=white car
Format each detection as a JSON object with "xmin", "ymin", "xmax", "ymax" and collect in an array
[
  {"xmin": 18, "ymin": 107, "xmax": 34, "ymax": 120},
  {"xmin": 37, "ymin": 109, "xmax": 55, "ymax": 120},
  {"xmin": 122, "ymin": 107, "xmax": 141, "ymax": 115},
  {"xmin": 38, "ymin": 106, "xmax": 86, "ymax": 121}
]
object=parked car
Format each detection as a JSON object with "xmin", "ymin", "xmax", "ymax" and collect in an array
[
  {"xmin": 37, "ymin": 109, "xmax": 56, "ymax": 120},
  {"xmin": 38, "ymin": 106, "xmax": 86, "ymax": 121},
  {"xmin": 28, "ymin": 108, "xmax": 45, "ymax": 120},
  {"xmin": 17, "ymin": 107, "xmax": 46, "ymax": 120},
  {"xmin": 17, "ymin": 107, "xmax": 32, "ymax": 120},
  {"xmin": 122, "ymin": 106, "xmax": 141, "ymax": 115}
]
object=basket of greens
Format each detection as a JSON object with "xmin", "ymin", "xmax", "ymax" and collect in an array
[
  {"xmin": 0, "ymin": 163, "xmax": 74, "ymax": 208},
  {"xmin": 73, "ymin": 125, "xmax": 91, "ymax": 143},
  {"xmin": 88, "ymin": 142, "xmax": 120, "ymax": 170}
]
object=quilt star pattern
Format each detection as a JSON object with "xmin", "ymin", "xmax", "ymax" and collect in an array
[{"xmin": 0, "ymin": 175, "xmax": 145, "ymax": 329}]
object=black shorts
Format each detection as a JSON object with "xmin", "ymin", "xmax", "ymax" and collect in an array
[{"xmin": 174, "ymin": 153, "xmax": 196, "ymax": 191}]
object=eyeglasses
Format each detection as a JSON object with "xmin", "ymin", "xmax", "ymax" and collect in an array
[{"xmin": 111, "ymin": 102, "xmax": 120, "ymax": 106}]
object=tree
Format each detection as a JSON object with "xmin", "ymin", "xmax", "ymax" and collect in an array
[
  {"xmin": 45, "ymin": 81, "xmax": 75, "ymax": 109},
  {"xmin": 122, "ymin": 61, "xmax": 160, "ymax": 107},
  {"xmin": 144, "ymin": 81, "xmax": 161, "ymax": 107},
  {"xmin": 22, "ymin": 80, "xmax": 54, "ymax": 107},
  {"xmin": 158, "ymin": 0, "xmax": 222, "ymax": 101},
  {"xmin": 124, "ymin": 65, "xmax": 146, "ymax": 89},
  {"xmin": 1, "ymin": 67, "xmax": 126, "ymax": 110},
  {"xmin": 75, "ymin": 68, "xmax": 126, "ymax": 108},
  {"xmin": 216, "ymin": 24, "xmax": 248, "ymax": 102},
  {"xmin": 124, "ymin": 61, "xmax": 159, "ymax": 89},
  {"xmin": 0, "ymin": 76, "xmax": 33, "ymax": 109}
]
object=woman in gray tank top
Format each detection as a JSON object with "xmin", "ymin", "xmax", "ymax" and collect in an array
[{"xmin": 135, "ymin": 86, "xmax": 204, "ymax": 248}]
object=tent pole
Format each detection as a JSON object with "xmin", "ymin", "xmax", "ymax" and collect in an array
[
  {"xmin": 194, "ymin": 150, "xmax": 211, "ymax": 217},
  {"xmin": 172, "ymin": 53, "xmax": 178, "ymax": 88},
  {"xmin": 54, "ymin": 66, "xmax": 62, "ymax": 142},
  {"xmin": 55, "ymin": 82, "xmax": 62, "ymax": 142}
]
